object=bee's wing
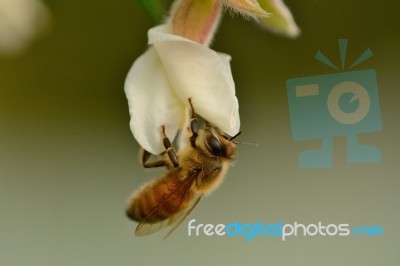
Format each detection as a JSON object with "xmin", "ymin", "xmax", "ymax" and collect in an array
[
  {"xmin": 134, "ymin": 212, "xmax": 181, "ymax": 237},
  {"xmin": 135, "ymin": 196, "xmax": 202, "ymax": 238},
  {"xmin": 162, "ymin": 196, "xmax": 202, "ymax": 239},
  {"xmin": 135, "ymin": 169, "xmax": 202, "ymax": 237}
]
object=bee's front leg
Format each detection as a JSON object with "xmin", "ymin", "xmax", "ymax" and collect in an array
[
  {"xmin": 140, "ymin": 149, "xmax": 169, "ymax": 168},
  {"xmin": 140, "ymin": 125, "xmax": 180, "ymax": 169},
  {"xmin": 161, "ymin": 125, "xmax": 179, "ymax": 168}
]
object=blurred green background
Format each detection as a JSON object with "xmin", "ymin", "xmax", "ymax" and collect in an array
[{"xmin": 1, "ymin": 1, "xmax": 399, "ymax": 265}]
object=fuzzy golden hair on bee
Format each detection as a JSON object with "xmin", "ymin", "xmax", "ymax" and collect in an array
[{"xmin": 125, "ymin": 98, "xmax": 241, "ymax": 238}]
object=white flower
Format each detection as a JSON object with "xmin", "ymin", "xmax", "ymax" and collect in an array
[
  {"xmin": 125, "ymin": 0, "xmax": 300, "ymax": 154},
  {"xmin": 0, "ymin": 0, "xmax": 49, "ymax": 55},
  {"xmin": 124, "ymin": 24, "xmax": 240, "ymax": 154}
]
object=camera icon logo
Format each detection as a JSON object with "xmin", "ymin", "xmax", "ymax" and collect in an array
[{"xmin": 286, "ymin": 39, "xmax": 382, "ymax": 168}]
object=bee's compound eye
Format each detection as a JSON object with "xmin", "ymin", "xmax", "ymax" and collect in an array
[{"xmin": 206, "ymin": 136, "xmax": 224, "ymax": 156}]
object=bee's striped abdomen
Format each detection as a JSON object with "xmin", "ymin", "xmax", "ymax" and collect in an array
[{"xmin": 126, "ymin": 172, "xmax": 195, "ymax": 223}]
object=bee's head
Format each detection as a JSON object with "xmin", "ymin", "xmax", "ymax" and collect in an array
[{"xmin": 202, "ymin": 123, "xmax": 240, "ymax": 159}]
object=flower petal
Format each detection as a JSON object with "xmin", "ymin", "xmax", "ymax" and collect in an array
[
  {"xmin": 224, "ymin": 0, "xmax": 269, "ymax": 19},
  {"xmin": 150, "ymin": 25, "xmax": 240, "ymax": 137},
  {"xmin": 168, "ymin": 0, "xmax": 223, "ymax": 46},
  {"xmin": 257, "ymin": 0, "xmax": 300, "ymax": 38},
  {"xmin": 124, "ymin": 47, "xmax": 186, "ymax": 154}
]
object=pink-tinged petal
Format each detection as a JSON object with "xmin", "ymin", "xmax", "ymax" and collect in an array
[
  {"xmin": 258, "ymin": 0, "xmax": 300, "ymax": 38},
  {"xmin": 167, "ymin": 0, "xmax": 223, "ymax": 46},
  {"xmin": 124, "ymin": 47, "xmax": 186, "ymax": 154},
  {"xmin": 151, "ymin": 25, "xmax": 240, "ymax": 137},
  {"xmin": 224, "ymin": 0, "xmax": 269, "ymax": 19}
]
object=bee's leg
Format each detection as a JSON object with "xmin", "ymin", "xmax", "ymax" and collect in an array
[
  {"xmin": 188, "ymin": 98, "xmax": 198, "ymax": 148},
  {"xmin": 161, "ymin": 125, "xmax": 179, "ymax": 168},
  {"xmin": 141, "ymin": 149, "xmax": 169, "ymax": 168}
]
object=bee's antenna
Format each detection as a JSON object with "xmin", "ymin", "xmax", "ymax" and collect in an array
[
  {"xmin": 232, "ymin": 140, "xmax": 259, "ymax": 146},
  {"xmin": 228, "ymin": 131, "xmax": 258, "ymax": 145}
]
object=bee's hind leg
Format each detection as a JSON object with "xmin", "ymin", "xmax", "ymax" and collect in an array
[{"xmin": 188, "ymin": 98, "xmax": 198, "ymax": 148}]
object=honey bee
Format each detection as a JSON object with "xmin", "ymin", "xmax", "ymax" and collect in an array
[{"xmin": 125, "ymin": 98, "xmax": 240, "ymax": 238}]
